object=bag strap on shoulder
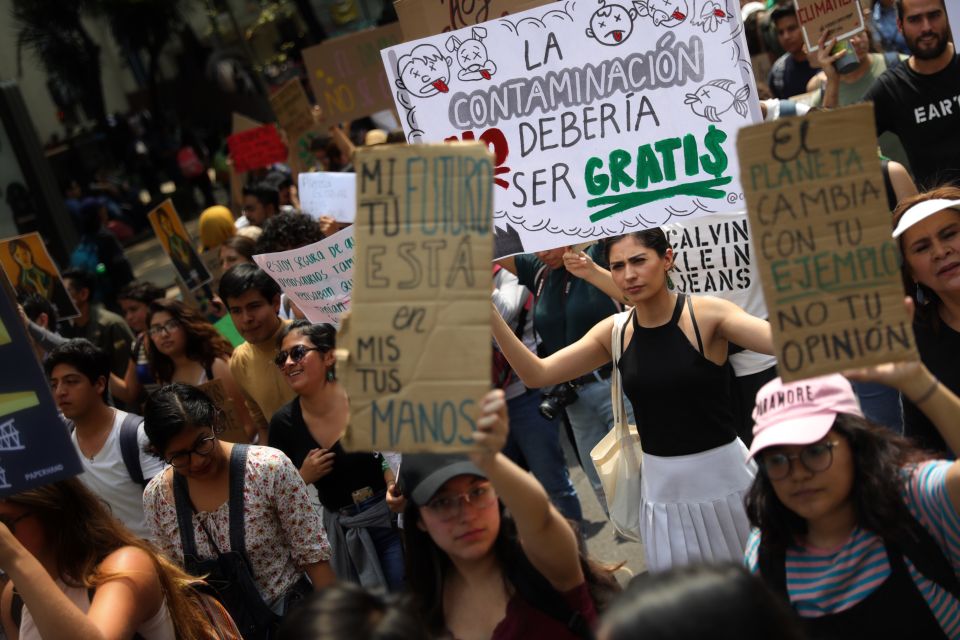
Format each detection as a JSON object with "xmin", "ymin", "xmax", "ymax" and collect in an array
[
  {"xmin": 227, "ymin": 445, "xmax": 250, "ymax": 557},
  {"xmin": 886, "ymin": 511, "xmax": 960, "ymax": 600},
  {"xmin": 119, "ymin": 413, "xmax": 146, "ymax": 488}
]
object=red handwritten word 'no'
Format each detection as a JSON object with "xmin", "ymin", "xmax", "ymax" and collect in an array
[{"xmin": 444, "ymin": 129, "xmax": 510, "ymax": 189}]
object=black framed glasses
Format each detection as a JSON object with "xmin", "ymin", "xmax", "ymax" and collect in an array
[
  {"xmin": 760, "ymin": 441, "xmax": 840, "ymax": 481},
  {"xmin": 165, "ymin": 435, "xmax": 216, "ymax": 468},
  {"xmin": 423, "ymin": 484, "xmax": 498, "ymax": 522},
  {"xmin": 274, "ymin": 345, "xmax": 321, "ymax": 368},
  {"xmin": 148, "ymin": 319, "xmax": 180, "ymax": 337},
  {"xmin": 0, "ymin": 512, "xmax": 33, "ymax": 532}
]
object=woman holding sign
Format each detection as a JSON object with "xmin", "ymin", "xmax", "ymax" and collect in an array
[
  {"xmin": 744, "ymin": 362, "xmax": 960, "ymax": 638},
  {"xmin": 893, "ymin": 188, "xmax": 960, "ymax": 454},
  {"xmin": 492, "ymin": 229, "xmax": 774, "ymax": 571}
]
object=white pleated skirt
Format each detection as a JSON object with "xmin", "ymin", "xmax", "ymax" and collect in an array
[{"xmin": 640, "ymin": 438, "xmax": 756, "ymax": 573}]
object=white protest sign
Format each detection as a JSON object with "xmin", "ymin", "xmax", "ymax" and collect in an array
[
  {"xmin": 382, "ymin": 0, "xmax": 760, "ymax": 258},
  {"xmin": 253, "ymin": 226, "xmax": 354, "ymax": 327},
  {"xmin": 299, "ymin": 172, "xmax": 358, "ymax": 223}
]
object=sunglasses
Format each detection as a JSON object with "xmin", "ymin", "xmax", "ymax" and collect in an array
[{"xmin": 274, "ymin": 345, "xmax": 322, "ymax": 368}]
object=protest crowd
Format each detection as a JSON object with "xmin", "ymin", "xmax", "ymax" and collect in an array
[{"xmin": 3, "ymin": 0, "xmax": 960, "ymax": 637}]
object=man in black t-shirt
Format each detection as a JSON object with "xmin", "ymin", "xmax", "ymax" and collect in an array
[{"xmin": 863, "ymin": 0, "xmax": 960, "ymax": 189}]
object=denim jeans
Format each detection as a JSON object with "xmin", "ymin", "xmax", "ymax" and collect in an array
[
  {"xmin": 348, "ymin": 494, "xmax": 406, "ymax": 591},
  {"xmin": 564, "ymin": 374, "xmax": 635, "ymax": 510},
  {"xmin": 852, "ymin": 381, "xmax": 903, "ymax": 434},
  {"xmin": 503, "ymin": 388, "xmax": 583, "ymax": 522}
]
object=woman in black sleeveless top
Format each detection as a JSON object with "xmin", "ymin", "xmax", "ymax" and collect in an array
[{"xmin": 492, "ymin": 229, "xmax": 773, "ymax": 571}]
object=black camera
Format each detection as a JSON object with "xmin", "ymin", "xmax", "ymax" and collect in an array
[{"xmin": 538, "ymin": 383, "xmax": 579, "ymax": 421}]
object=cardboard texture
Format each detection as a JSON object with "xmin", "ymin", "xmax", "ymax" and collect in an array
[
  {"xmin": 794, "ymin": 0, "xmax": 865, "ymax": 51},
  {"xmin": 383, "ymin": 1, "xmax": 761, "ymax": 258},
  {"xmin": 253, "ymin": 226, "xmax": 355, "ymax": 328},
  {"xmin": 340, "ymin": 143, "xmax": 493, "ymax": 453},
  {"xmin": 737, "ymin": 104, "xmax": 917, "ymax": 382},
  {"xmin": 0, "ymin": 232, "xmax": 80, "ymax": 319},
  {"xmin": 227, "ymin": 123, "xmax": 289, "ymax": 173},
  {"xmin": 302, "ymin": 24, "xmax": 404, "ymax": 128},
  {"xmin": 394, "ymin": 0, "xmax": 554, "ymax": 40},
  {"xmin": 197, "ymin": 378, "xmax": 249, "ymax": 444},
  {"xmin": 147, "ymin": 200, "xmax": 212, "ymax": 291},
  {"xmin": 270, "ymin": 79, "xmax": 318, "ymax": 144},
  {"xmin": 299, "ymin": 172, "xmax": 357, "ymax": 222},
  {"xmin": 0, "ymin": 270, "xmax": 83, "ymax": 495}
]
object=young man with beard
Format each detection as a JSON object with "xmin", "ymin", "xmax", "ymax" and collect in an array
[
  {"xmin": 863, "ymin": 0, "xmax": 960, "ymax": 189},
  {"xmin": 219, "ymin": 263, "xmax": 294, "ymax": 443}
]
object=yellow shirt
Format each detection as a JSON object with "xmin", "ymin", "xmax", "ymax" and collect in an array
[{"xmin": 229, "ymin": 320, "xmax": 296, "ymax": 429}]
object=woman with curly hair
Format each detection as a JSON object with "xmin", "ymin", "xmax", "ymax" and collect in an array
[
  {"xmin": 0, "ymin": 478, "xmax": 239, "ymax": 639},
  {"xmin": 146, "ymin": 299, "xmax": 255, "ymax": 441},
  {"xmin": 744, "ymin": 361, "xmax": 960, "ymax": 638}
]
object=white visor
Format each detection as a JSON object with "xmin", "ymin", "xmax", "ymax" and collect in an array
[{"xmin": 892, "ymin": 198, "xmax": 960, "ymax": 238}]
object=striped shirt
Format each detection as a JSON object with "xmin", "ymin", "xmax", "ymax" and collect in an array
[{"xmin": 745, "ymin": 461, "xmax": 960, "ymax": 638}]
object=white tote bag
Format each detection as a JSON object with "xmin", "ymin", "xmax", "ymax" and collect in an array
[{"xmin": 590, "ymin": 309, "xmax": 643, "ymax": 542}]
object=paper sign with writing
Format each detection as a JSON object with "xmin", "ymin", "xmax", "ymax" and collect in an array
[
  {"xmin": 227, "ymin": 123, "xmax": 288, "ymax": 173},
  {"xmin": 340, "ymin": 143, "xmax": 493, "ymax": 452},
  {"xmin": 794, "ymin": 0, "xmax": 865, "ymax": 52},
  {"xmin": 737, "ymin": 104, "xmax": 917, "ymax": 382},
  {"xmin": 270, "ymin": 79, "xmax": 318, "ymax": 145},
  {"xmin": 299, "ymin": 172, "xmax": 357, "ymax": 222},
  {"xmin": 0, "ymin": 232, "xmax": 79, "ymax": 319},
  {"xmin": 253, "ymin": 226, "xmax": 355, "ymax": 327},
  {"xmin": 395, "ymin": 0, "xmax": 554, "ymax": 40},
  {"xmin": 302, "ymin": 24, "xmax": 404, "ymax": 128},
  {"xmin": 0, "ymin": 271, "xmax": 82, "ymax": 496},
  {"xmin": 147, "ymin": 200, "xmax": 212, "ymax": 291},
  {"xmin": 382, "ymin": 0, "xmax": 760, "ymax": 258}
]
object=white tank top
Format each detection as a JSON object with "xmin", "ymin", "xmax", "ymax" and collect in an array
[{"xmin": 19, "ymin": 579, "xmax": 176, "ymax": 640}]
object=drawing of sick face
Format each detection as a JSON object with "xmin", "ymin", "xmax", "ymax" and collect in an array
[
  {"xmin": 396, "ymin": 45, "xmax": 453, "ymax": 97},
  {"xmin": 586, "ymin": 3, "xmax": 637, "ymax": 45},
  {"xmin": 635, "ymin": 0, "xmax": 689, "ymax": 27},
  {"xmin": 446, "ymin": 27, "xmax": 498, "ymax": 81}
]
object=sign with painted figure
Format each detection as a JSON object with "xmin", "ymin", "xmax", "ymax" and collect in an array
[
  {"xmin": 0, "ymin": 232, "xmax": 79, "ymax": 319},
  {"xmin": 737, "ymin": 104, "xmax": 917, "ymax": 382},
  {"xmin": 270, "ymin": 79, "xmax": 318, "ymax": 145},
  {"xmin": 253, "ymin": 226, "xmax": 355, "ymax": 328},
  {"xmin": 794, "ymin": 0, "xmax": 865, "ymax": 52},
  {"xmin": 302, "ymin": 24, "xmax": 404, "ymax": 129},
  {"xmin": 147, "ymin": 200, "xmax": 212, "ymax": 291},
  {"xmin": 0, "ymin": 272, "xmax": 82, "ymax": 495},
  {"xmin": 382, "ymin": 0, "xmax": 760, "ymax": 258},
  {"xmin": 299, "ymin": 172, "xmax": 357, "ymax": 223},
  {"xmin": 227, "ymin": 123, "xmax": 289, "ymax": 173},
  {"xmin": 340, "ymin": 143, "xmax": 493, "ymax": 452}
]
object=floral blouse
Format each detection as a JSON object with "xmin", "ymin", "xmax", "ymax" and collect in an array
[{"xmin": 144, "ymin": 445, "xmax": 331, "ymax": 604}]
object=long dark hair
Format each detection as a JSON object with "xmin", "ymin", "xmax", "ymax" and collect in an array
[
  {"xmin": 746, "ymin": 414, "xmax": 931, "ymax": 552},
  {"xmin": 146, "ymin": 299, "xmax": 233, "ymax": 383},
  {"xmin": 403, "ymin": 499, "xmax": 621, "ymax": 635}
]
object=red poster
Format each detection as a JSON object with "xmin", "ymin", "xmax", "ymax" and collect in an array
[{"xmin": 227, "ymin": 124, "xmax": 288, "ymax": 173}]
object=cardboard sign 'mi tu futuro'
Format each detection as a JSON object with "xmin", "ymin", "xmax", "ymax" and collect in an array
[
  {"xmin": 340, "ymin": 142, "xmax": 493, "ymax": 452},
  {"xmin": 737, "ymin": 104, "xmax": 917, "ymax": 382}
]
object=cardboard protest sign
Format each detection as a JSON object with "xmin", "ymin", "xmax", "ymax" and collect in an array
[
  {"xmin": 340, "ymin": 143, "xmax": 493, "ymax": 452},
  {"xmin": 794, "ymin": 0, "xmax": 865, "ymax": 52},
  {"xmin": 227, "ymin": 123, "xmax": 288, "ymax": 173},
  {"xmin": 302, "ymin": 24, "xmax": 404, "ymax": 128},
  {"xmin": 198, "ymin": 379, "xmax": 249, "ymax": 444},
  {"xmin": 253, "ymin": 227, "xmax": 354, "ymax": 327},
  {"xmin": 0, "ymin": 271, "xmax": 82, "ymax": 495},
  {"xmin": 147, "ymin": 200, "xmax": 212, "ymax": 291},
  {"xmin": 270, "ymin": 79, "xmax": 318, "ymax": 145},
  {"xmin": 394, "ymin": 0, "xmax": 553, "ymax": 40},
  {"xmin": 0, "ymin": 232, "xmax": 79, "ymax": 319},
  {"xmin": 737, "ymin": 104, "xmax": 917, "ymax": 382},
  {"xmin": 383, "ymin": 0, "xmax": 761, "ymax": 258},
  {"xmin": 299, "ymin": 172, "xmax": 357, "ymax": 223}
]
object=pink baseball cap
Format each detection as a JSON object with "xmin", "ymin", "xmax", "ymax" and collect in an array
[{"xmin": 748, "ymin": 374, "xmax": 863, "ymax": 460}]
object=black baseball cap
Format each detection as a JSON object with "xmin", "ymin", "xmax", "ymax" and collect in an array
[{"xmin": 399, "ymin": 453, "xmax": 488, "ymax": 506}]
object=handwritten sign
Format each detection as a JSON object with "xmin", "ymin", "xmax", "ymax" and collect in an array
[
  {"xmin": 252, "ymin": 226, "xmax": 355, "ymax": 328},
  {"xmin": 147, "ymin": 200, "xmax": 212, "ymax": 291},
  {"xmin": 227, "ymin": 123, "xmax": 288, "ymax": 173},
  {"xmin": 737, "ymin": 104, "xmax": 917, "ymax": 382},
  {"xmin": 395, "ymin": 0, "xmax": 553, "ymax": 40},
  {"xmin": 340, "ymin": 143, "xmax": 493, "ymax": 452},
  {"xmin": 383, "ymin": 0, "xmax": 760, "ymax": 258},
  {"xmin": 0, "ymin": 232, "xmax": 79, "ymax": 319},
  {"xmin": 302, "ymin": 24, "xmax": 404, "ymax": 128},
  {"xmin": 270, "ymin": 79, "xmax": 318, "ymax": 145},
  {"xmin": 0, "ymin": 272, "xmax": 82, "ymax": 496},
  {"xmin": 794, "ymin": 0, "xmax": 865, "ymax": 52},
  {"xmin": 299, "ymin": 172, "xmax": 357, "ymax": 223}
]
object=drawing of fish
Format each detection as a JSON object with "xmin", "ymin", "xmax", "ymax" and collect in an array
[{"xmin": 683, "ymin": 79, "xmax": 749, "ymax": 122}]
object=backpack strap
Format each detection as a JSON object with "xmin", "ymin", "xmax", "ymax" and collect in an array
[
  {"xmin": 227, "ymin": 445, "xmax": 252, "ymax": 567},
  {"xmin": 886, "ymin": 512, "xmax": 960, "ymax": 601},
  {"xmin": 119, "ymin": 413, "xmax": 146, "ymax": 488},
  {"xmin": 172, "ymin": 470, "xmax": 201, "ymax": 559},
  {"xmin": 756, "ymin": 535, "xmax": 790, "ymax": 602}
]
